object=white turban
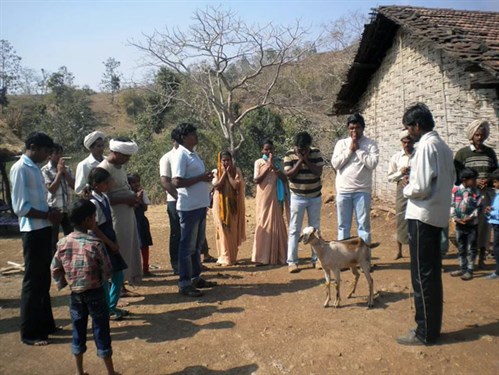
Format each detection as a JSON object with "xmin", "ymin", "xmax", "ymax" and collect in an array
[
  {"xmin": 109, "ymin": 139, "xmax": 139, "ymax": 155},
  {"xmin": 399, "ymin": 129, "xmax": 410, "ymax": 141},
  {"xmin": 83, "ymin": 131, "xmax": 106, "ymax": 150},
  {"xmin": 466, "ymin": 120, "xmax": 490, "ymax": 142}
]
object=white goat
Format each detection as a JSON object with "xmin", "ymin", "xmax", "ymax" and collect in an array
[{"xmin": 299, "ymin": 226, "xmax": 379, "ymax": 309}]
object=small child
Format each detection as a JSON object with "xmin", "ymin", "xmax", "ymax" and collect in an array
[
  {"xmin": 484, "ymin": 168, "xmax": 499, "ymax": 280},
  {"xmin": 51, "ymin": 199, "xmax": 118, "ymax": 375},
  {"xmin": 88, "ymin": 167, "xmax": 129, "ymax": 320},
  {"xmin": 450, "ymin": 168, "xmax": 482, "ymax": 281},
  {"xmin": 127, "ymin": 173, "xmax": 154, "ymax": 276}
]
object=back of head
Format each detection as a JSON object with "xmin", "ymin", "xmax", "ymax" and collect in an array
[
  {"xmin": 460, "ymin": 167, "xmax": 478, "ymax": 181},
  {"xmin": 490, "ymin": 168, "xmax": 499, "ymax": 182},
  {"xmin": 175, "ymin": 123, "xmax": 197, "ymax": 145},
  {"xmin": 402, "ymin": 103, "xmax": 435, "ymax": 131},
  {"xmin": 294, "ymin": 131, "xmax": 312, "ymax": 149},
  {"xmin": 88, "ymin": 167, "xmax": 111, "ymax": 187},
  {"xmin": 24, "ymin": 131, "xmax": 54, "ymax": 150},
  {"xmin": 69, "ymin": 199, "xmax": 96, "ymax": 227},
  {"xmin": 52, "ymin": 143, "xmax": 63, "ymax": 154},
  {"xmin": 347, "ymin": 113, "xmax": 365, "ymax": 129}
]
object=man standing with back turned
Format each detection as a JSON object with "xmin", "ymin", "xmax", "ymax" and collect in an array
[{"xmin": 397, "ymin": 103, "xmax": 454, "ymax": 346}]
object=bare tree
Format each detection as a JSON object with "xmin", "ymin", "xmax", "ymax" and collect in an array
[{"xmin": 131, "ymin": 6, "xmax": 311, "ymax": 155}]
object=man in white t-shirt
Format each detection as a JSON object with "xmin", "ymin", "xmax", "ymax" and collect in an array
[
  {"xmin": 159, "ymin": 129, "xmax": 180, "ymax": 275},
  {"xmin": 171, "ymin": 123, "xmax": 216, "ymax": 297}
]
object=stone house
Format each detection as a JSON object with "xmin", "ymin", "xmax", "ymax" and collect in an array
[{"xmin": 333, "ymin": 6, "xmax": 498, "ymax": 200}]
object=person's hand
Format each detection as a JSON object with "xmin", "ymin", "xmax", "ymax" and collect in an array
[
  {"xmin": 401, "ymin": 175, "xmax": 409, "ymax": 187},
  {"xmin": 57, "ymin": 159, "xmax": 66, "ymax": 174},
  {"xmin": 484, "ymin": 206, "xmax": 492, "ymax": 214},
  {"xmin": 477, "ymin": 178, "xmax": 487, "ymax": 189},
  {"xmin": 81, "ymin": 185, "xmax": 92, "ymax": 199},
  {"xmin": 109, "ymin": 242, "xmax": 120, "ymax": 254},
  {"xmin": 350, "ymin": 135, "xmax": 359, "ymax": 152},
  {"xmin": 48, "ymin": 208, "xmax": 63, "ymax": 224},
  {"xmin": 455, "ymin": 218, "xmax": 465, "ymax": 225},
  {"xmin": 201, "ymin": 171, "xmax": 214, "ymax": 182},
  {"xmin": 400, "ymin": 166, "xmax": 410, "ymax": 175}
]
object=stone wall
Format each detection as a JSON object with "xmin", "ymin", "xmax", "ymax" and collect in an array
[{"xmin": 357, "ymin": 28, "xmax": 499, "ymax": 203}]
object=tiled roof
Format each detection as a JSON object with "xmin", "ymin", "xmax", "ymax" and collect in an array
[
  {"xmin": 333, "ymin": 6, "xmax": 499, "ymax": 114},
  {"xmin": 380, "ymin": 6, "xmax": 499, "ymax": 75}
]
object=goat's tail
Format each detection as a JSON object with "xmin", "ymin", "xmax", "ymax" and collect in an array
[{"xmin": 370, "ymin": 242, "xmax": 380, "ymax": 249}]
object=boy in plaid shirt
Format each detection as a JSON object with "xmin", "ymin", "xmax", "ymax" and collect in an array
[
  {"xmin": 450, "ymin": 168, "xmax": 483, "ymax": 281},
  {"xmin": 51, "ymin": 199, "xmax": 119, "ymax": 375}
]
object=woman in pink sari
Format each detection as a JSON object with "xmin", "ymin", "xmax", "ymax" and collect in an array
[
  {"xmin": 212, "ymin": 151, "xmax": 246, "ymax": 266},
  {"xmin": 252, "ymin": 140, "xmax": 288, "ymax": 265}
]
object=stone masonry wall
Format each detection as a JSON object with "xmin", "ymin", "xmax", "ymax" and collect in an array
[{"xmin": 357, "ymin": 28, "xmax": 498, "ymax": 203}]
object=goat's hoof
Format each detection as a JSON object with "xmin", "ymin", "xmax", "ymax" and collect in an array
[{"xmin": 367, "ymin": 303, "xmax": 374, "ymax": 309}]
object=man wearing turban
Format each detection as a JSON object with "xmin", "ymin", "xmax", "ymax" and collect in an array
[
  {"xmin": 454, "ymin": 120, "xmax": 498, "ymax": 268},
  {"xmin": 98, "ymin": 137, "xmax": 143, "ymax": 284},
  {"xmin": 74, "ymin": 131, "xmax": 106, "ymax": 195}
]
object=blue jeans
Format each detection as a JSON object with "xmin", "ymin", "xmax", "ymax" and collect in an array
[
  {"xmin": 287, "ymin": 194, "xmax": 321, "ymax": 265},
  {"xmin": 336, "ymin": 192, "xmax": 371, "ymax": 243},
  {"xmin": 178, "ymin": 207, "xmax": 206, "ymax": 288},
  {"xmin": 167, "ymin": 201, "xmax": 180, "ymax": 272},
  {"xmin": 70, "ymin": 287, "xmax": 112, "ymax": 358},
  {"xmin": 455, "ymin": 224, "xmax": 478, "ymax": 272}
]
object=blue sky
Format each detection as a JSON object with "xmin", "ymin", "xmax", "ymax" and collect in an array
[{"xmin": 1, "ymin": 0, "xmax": 498, "ymax": 90}]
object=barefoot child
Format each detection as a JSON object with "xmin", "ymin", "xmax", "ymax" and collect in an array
[
  {"xmin": 88, "ymin": 167, "xmax": 129, "ymax": 320},
  {"xmin": 127, "ymin": 173, "xmax": 154, "ymax": 276},
  {"xmin": 51, "ymin": 199, "xmax": 118, "ymax": 375}
]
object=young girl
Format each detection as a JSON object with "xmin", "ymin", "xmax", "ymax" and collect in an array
[
  {"xmin": 88, "ymin": 167, "xmax": 129, "ymax": 320},
  {"xmin": 127, "ymin": 173, "xmax": 154, "ymax": 277}
]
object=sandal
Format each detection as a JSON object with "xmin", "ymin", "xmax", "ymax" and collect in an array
[
  {"xmin": 193, "ymin": 278, "xmax": 217, "ymax": 289},
  {"xmin": 203, "ymin": 255, "xmax": 217, "ymax": 263},
  {"xmin": 22, "ymin": 339, "xmax": 50, "ymax": 346}
]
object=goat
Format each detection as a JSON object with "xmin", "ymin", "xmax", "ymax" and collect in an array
[{"xmin": 299, "ymin": 226, "xmax": 379, "ymax": 309}]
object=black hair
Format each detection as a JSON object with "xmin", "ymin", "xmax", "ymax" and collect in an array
[
  {"xmin": 294, "ymin": 131, "xmax": 312, "ymax": 149},
  {"xmin": 460, "ymin": 168, "xmax": 478, "ymax": 180},
  {"xmin": 24, "ymin": 132, "xmax": 54, "ymax": 150},
  {"xmin": 87, "ymin": 167, "xmax": 111, "ymax": 188},
  {"xmin": 175, "ymin": 123, "xmax": 198, "ymax": 145},
  {"xmin": 127, "ymin": 173, "xmax": 140, "ymax": 184},
  {"xmin": 170, "ymin": 128, "xmax": 179, "ymax": 142},
  {"xmin": 220, "ymin": 151, "xmax": 232, "ymax": 159},
  {"xmin": 52, "ymin": 143, "xmax": 63, "ymax": 154},
  {"xmin": 69, "ymin": 199, "xmax": 96, "ymax": 226},
  {"xmin": 347, "ymin": 113, "xmax": 365, "ymax": 129},
  {"xmin": 490, "ymin": 168, "xmax": 499, "ymax": 182},
  {"xmin": 260, "ymin": 139, "xmax": 274, "ymax": 148},
  {"xmin": 402, "ymin": 103, "xmax": 435, "ymax": 131}
]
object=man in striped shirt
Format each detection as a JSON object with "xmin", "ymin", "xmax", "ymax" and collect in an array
[{"xmin": 284, "ymin": 131, "xmax": 324, "ymax": 273}]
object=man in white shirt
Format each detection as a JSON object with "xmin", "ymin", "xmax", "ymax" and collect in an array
[
  {"xmin": 396, "ymin": 103, "xmax": 454, "ymax": 346},
  {"xmin": 172, "ymin": 123, "xmax": 216, "ymax": 297},
  {"xmin": 159, "ymin": 129, "xmax": 180, "ymax": 275},
  {"xmin": 74, "ymin": 131, "xmax": 106, "ymax": 196},
  {"xmin": 331, "ymin": 114, "xmax": 379, "ymax": 244}
]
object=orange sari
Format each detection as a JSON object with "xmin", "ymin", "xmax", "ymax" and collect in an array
[{"xmin": 212, "ymin": 165, "xmax": 246, "ymax": 266}]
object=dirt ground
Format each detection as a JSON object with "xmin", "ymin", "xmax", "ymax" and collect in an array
[{"xmin": 0, "ymin": 178, "xmax": 498, "ymax": 375}]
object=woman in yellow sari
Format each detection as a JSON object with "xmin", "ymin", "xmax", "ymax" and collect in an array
[{"xmin": 212, "ymin": 151, "xmax": 246, "ymax": 266}]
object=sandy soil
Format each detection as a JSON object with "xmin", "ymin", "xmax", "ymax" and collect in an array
[{"xmin": 0, "ymin": 176, "xmax": 498, "ymax": 375}]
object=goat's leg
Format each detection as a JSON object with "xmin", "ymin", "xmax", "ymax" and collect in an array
[
  {"xmin": 360, "ymin": 260, "xmax": 374, "ymax": 308},
  {"xmin": 347, "ymin": 266, "xmax": 360, "ymax": 298},
  {"xmin": 323, "ymin": 269, "xmax": 331, "ymax": 308},
  {"xmin": 332, "ymin": 269, "xmax": 341, "ymax": 308}
]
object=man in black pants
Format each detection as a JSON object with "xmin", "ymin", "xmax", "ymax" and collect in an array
[
  {"xmin": 10, "ymin": 132, "xmax": 62, "ymax": 345},
  {"xmin": 397, "ymin": 103, "xmax": 454, "ymax": 346}
]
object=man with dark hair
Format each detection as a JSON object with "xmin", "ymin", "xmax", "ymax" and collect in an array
[
  {"xmin": 397, "ymin": 103, "xmax": 454, "ymax": 346},
  {"xmin": 172, "ymin": 123, "xmax": 216, "ymax": 296},
  {"xmin": 41, "ymin": 143, "xmax": 75, "ymax": 252},
  {"xmin": 10, "ymin": 131, "xmax": 62, "ymax": 346},
  {"xmin": 159, "ymin": 128, "xmax": 181, "ymax": 275},
  {"xmin": 331, "ymin": 113, "xmax": 379, "ymax": 245},
  {"xmin": 284, "ymin": 131, "xmax": 324, "ymax": 273}
]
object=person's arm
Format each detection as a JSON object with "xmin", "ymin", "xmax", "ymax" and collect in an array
[
  {"xmin": 45, "ymin": 163, "xmax": 64, "ymax": 194},
  {"xmin": 302, "ymin": 150, "xmax": 323, "ymax": 177},
  {"xmin": 108, "ymin": 194, "xmax": 137, "ymax": 206},
  {"xmin": 387, "ymin": 153, "xmax": 404, "ymax": 182},
  {"xmin": 160, "ymin": 176, "xmax": 178, "ymax": 200},
  {"xmin": 284, "ymin": 152, "xmax": 304, "ymax": 179},
  {"xmin": 64, "ymin": 166, "xmax": 75, "ymax": 190},
  {"xmin": 74, "ymin": 161, "xmax": 86, "ymax": 195},
  {"xmin": 173, "ymin": 172, "xmax": 213, "ymax": 188},
  {"xmin": 253, "ymin": 159, "xmax": 271, "ymax": 184},
  {"xmin": 227, "ymin": 167, "xmax": 242, "ymax": 191},
  {"xmin": 331, "ymin": 139, "xmax": 353, "ymax": 171},
  {"xmin": 96, "ymin": 242, "xmax": 113, "ymax": 281},
  {"xmin": 50, "ymin": 252, "xmax": 68, "ymax": 290},
  {"xmin": 453, "ymin": 149, "xmax": 465, "ymax": 186},
  {"xmin": 355, "ymin": 141, "xmax": 379, "ymax": 170},
  {"xmin": 403, "ymin": 145, "xmax": 436, "ymax": 200}
]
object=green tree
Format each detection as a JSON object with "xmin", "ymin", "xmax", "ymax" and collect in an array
[
  {"xmin": 0, "ymin": 40, "xmax": 22, "ymax": 112},
  {"xmin": 101, "ymin": 57, "xmax": 122, "ymax": 103}
]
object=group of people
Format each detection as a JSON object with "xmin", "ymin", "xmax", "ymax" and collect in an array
[{"xmin": 7, "ymin": 102, "xmax": 498, "ymax": 374}]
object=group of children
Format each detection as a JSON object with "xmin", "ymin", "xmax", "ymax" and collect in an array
[
  {"xmin": 450, "ymin": 167, "xmax": 499, "ymax": 281},
  {"xmin": 50, "ymin": 169, "xmax": 152, "ymax": 375}
]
